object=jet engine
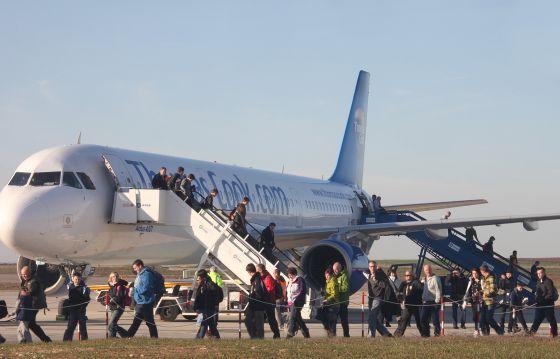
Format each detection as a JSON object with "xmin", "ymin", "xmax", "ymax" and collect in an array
[
  {"xmin": 300, "ymin": 238, "xmax": 369, "ymax": 295},
  {"xmin": 17, "ymin": 256, "xmax": 68, "ymax": 295}
]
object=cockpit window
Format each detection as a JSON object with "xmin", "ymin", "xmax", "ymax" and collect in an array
[
  {"xmin": 30, "ymin": 172, "xmax": 61, "ymax": 187},
  {"xmin": 77, "ymin": 172, "xmax": 96, "ymax": 190},
  {"xmin": 8, "ymin": 172, "xmax": 31, "ymax": 186},
  {"xmin": 62, "ymin": 172, "xmax": 82, "ymax": 189}
]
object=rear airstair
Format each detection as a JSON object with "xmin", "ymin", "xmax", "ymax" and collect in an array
[{"xmin": 376, "ymin": 211, "xmax": 536, "ymax": 290}]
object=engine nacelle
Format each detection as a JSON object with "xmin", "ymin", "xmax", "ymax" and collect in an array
[
  {"xmin": 300, "ymin": 238, "xmax": 369, "ymax": 295},
  {"xmin": 17, "ymin": 256, "xmax": 68, "ymax": 295}
]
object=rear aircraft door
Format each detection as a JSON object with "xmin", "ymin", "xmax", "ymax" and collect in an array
[{"xmin": 102, "ymin": 154, "xmax": 136, "ymax": 189}]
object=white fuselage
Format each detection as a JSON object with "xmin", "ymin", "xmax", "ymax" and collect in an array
[{"xmin": 0, "ymin": 144, "xmax": 364, "ymax": 266}]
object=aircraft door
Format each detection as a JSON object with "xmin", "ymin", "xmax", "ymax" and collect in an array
[
  {"xmin": 289, "ymin": 187, "xmax": 303, "ymax": 228},
  {"xmin": 102, "ymin": 154, "xmax": 137, "ymax": 189}
]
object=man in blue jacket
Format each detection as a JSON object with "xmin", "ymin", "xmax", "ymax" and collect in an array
[{"xmin": 126, "ymin": 259, "xmax": 158, "ymax": 338}]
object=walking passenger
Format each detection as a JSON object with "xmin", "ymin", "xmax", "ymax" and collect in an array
[
  {"xmin": 394, "ymin": 271, "xmax": 423, "ymax": 337},
  {"xmin": 232, "ymin": 204, "xmax": 248, "ymax": 238},
  {"xmin": 333, "ymin": 262, "xmax": 350, "ymax": 337},
  {"xmin": 479, "ymin": 264, "xmax": 504, "ymax": 335},
  {"xmin": 272, "ymin": 269, "xmax": 287, "ymax": 329},
  {"xmin": 529, "ymin": 267, "xmax": 558, "ymax": 337},
  {"xmin": 420, "ymin": 264, "xmax": 442, "ymax": 337},
  {"xmin": 260, "ymin": 223, "xmax": 277, "ymax": 263},
  {"xmin": 322, "ymin": 268, "xmax": 340, "ymax": 337},
  {"xmin": 201, "ymin": 188, "xmax": 219, "ymax": 210},
  {"xmin": 180, "ymin": 173, "xmax": 196, "ymax": 206},
  {"xmin": 169, "ymin": 166, "xmax": 185, "ymax": 198},
  {"xmin": 245, "ymin": 263, "xmax": 267, "ymax": 339},
  {"xmin": 107, "ymin": 272, "xmax": 129, "ymax": 338},
  {"xmin": 465, "ymin": 227, "xmax": 479, "ymax": 246},
  {"xmin": 462, "ymin": 268, "xmax": 483, "ymax": 336},
  {"xmin": 286, "ymin": 267, "xmax": 310, "ymax": 338},
  {"xmin": 151, "ymin": 167, "xmax": 168, "ymax": 190},
  {"xmin": 15, "ymin": 288, "xmax": 33, "ymax": 343},
  {"xmin": 482, "ymin": 236, "xmax": 495, "ymax": 254},
  {"xmin": 63, "ymin": 272, "xmax": 90, "ymax": 341},
  {"xmin": 365, "ymin": 260, "xmax": 391, "ymax": 337},
  {"xmin": 127, "ymin": 259, "xmax": 158, "ymax": 338},
  {"xmin": 446, "ymin": 268, "xmax": 467, "ymax": 329},
  {"xmin": 530, "ymin": 261, "xmax": 540, "ymax": 282},
  {"xmin": 20, "ymin": 266, "xmax": 51, "ymax": 342},
  {"xmin": 497, "ymin": 270, "xmax": 515, "ymax": 332},
  {"xmin": 509, "ymin": 281, "xmax": 529, "ymax": 333},
  {"xmin": 256, "ymin": 264, "xmax": 281, "ymax": 338},
  {"xmin": 384, "ymin": 269, "xmax": 401, "ymax": 328},
  {"xmin": 193, "ymin": 269, "xmax": 221, "ymax": 339}
]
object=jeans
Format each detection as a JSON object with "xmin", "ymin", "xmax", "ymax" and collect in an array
[
  {"xmin": 127, "ymin": 303, "xmax": 158, "ymax": 338},
  {"xmin": 63, "ymin": 309, "xmax": 88, "ymax": 341},
  {"xmin": 322, "ymin": 305, "xmax": 339, "ymax": 336},
  {"xmin": 420, "ymin": 302, "xmax": 440, "ymax": 337},
  {"xmin": 17, "ymin": 321, "xmax": 32, "ymax": 343},
  {"xmin": 337, "ymin": 302, "xmax": 350, "ymax": 337},
  {"xmin": 287, "ymin": 304, "xmax": 309, "ymax": 337},
  {"xmin": 28, "ymin": 309, "xmax": 51, "ymax": 342},
  {"xmin": 108, "ymin": 308, "xmax": 128, "ymax": 338},
  {"xmin": 452, "ymin": 302, "xmax": 466, "ymax": 326},
  {"xmin": 394, "ymin": 306, "xmax": 422, "ymax": 337},
  {"xmin": 197, "ymin": 308, "xmax": 220, "ymax": 338},
  {"xmin": 480, "ymin": 302, "xmax": 503, "ymax": 335},
  {"xmin": 245, "ymin": 308, "xmax": 264, "ymax": 339},
  {"xmin": 275, "ymin": 299, "xmax": 285, "ymax": 328},
  {"xmin": 265, "ymin": 304, "xmax": 280, "ymax": 337},
  {"xmin": 530, "ymin": 305, "xmax": 558, "ymax": 337},
  {"xmin": 368, "ymin": 299, "xmax": 390, "ymax": 337}
]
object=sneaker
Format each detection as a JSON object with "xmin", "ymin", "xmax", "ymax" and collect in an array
[
  {"xmin": 0, "ymin": 335, "xmax": 6, "ymax": 344},
  {"xmin": 473, "ymin": 330, "xmax": 480, "ymax": 337},
  {"xmin": 453, "ymin": 325, "xmax": 459, "ymax": 329},
  {"xmin": 286, "ymin": 333, "xmax": 294, "ymax": 339},
  {"xmin": 461, "ymin": 323, "xmax": 466, "ymax": 329}
]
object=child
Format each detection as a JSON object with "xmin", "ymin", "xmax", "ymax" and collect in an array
[
  {"xmin": 63, "ymin": 272, "xmax": 90, "ymax": 341},
  {"xmin": 16, "ymin": 288, "xmax": 33, "ymax": 343}
]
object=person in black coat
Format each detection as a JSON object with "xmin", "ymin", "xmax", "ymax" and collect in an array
[
  {"xmin": 201, "ymin": 188, "xmax": 219, "ymax": 210},
  {"xmin": 394, "ymin": 271, "xmax": 423, "ymax": 337},
  {"xmin": 151, "ymin": 167, "xmax": 168, "ymax": 190},
  {"xmin": 446, "ymin": 268, "xmax": 467, "ymax": 329},
  {"xmin": 529, "ymin": 267, "xmax": 558, "ymax": 336},
  {"xmin": 260, "ymin": 223, "xmax": 277, "ymax": 262},
  {"xmin": 169, "ymin": 166, "xmax": 185, "ymax": 198},
  {"xmin": 16, "ymin": 288, "xmax": 34, "ymax": 343},
  {"xmin": 107, "ymin": 272, "xmax": 129, "ymax": 338},
  {"xmin": 509, "ymin": 281, "xmax": 529, "ymax": 333},
  {"xmin": 193, "ymin": 269, "xmax": 221, "ymax": 339},
  {"xmin": 63, "ymin": 272, "xmax": 90, "ymax": 341},
  {"xmin": 245, "ymin": 264, "xmax": 270, "ymax": 339}
]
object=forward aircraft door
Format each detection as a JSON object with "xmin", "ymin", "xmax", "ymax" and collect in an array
[{"xmin": 102, "ymin": 154, "xmax": 138, "ymax": 189}]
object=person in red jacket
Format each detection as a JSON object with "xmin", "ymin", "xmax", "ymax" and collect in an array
[{"xmin": 256, "ymin": 264, "xmax": 281, "ymax": 338}]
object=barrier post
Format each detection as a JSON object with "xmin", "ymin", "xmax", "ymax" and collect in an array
[
  {"xmin": 105, "ymin": 291, "xmax": 109, "ymax": 339},
  {"xmin": 77, "ymin": 319, "xmax": 80, "ymax": 341},
  {"xmin": 361, "ymin": 289, "xmax": 365, "ymax": 337},
  {"xmin": 440, "ymin": 296, "xmax": 445, "ymax": 336},
  {"xmin": 550, "ymin": 324, "xmax": 552, "ymax": 338},
  {"xmin": 238, "ymin": 292, "xmax": 243, "ymax": 339}
]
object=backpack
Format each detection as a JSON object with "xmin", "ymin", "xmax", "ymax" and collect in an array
[
  {"xmin": 0, "ymin": 300, "xmax": 7, "ymax": 319},
  {"xmin": 117, "ymin": 284, "xmax": 132, "ymax": 307},
  {"xmin": 274, "ymin": 280, "xmax": 283, "ymax": 299},
  {"xmin": 148, "ymin": 269, "xmax": 166, "ymax": 301},
  {"xmin": 208, "ymin": 280, "xmax": 224, "ymax": 304}
]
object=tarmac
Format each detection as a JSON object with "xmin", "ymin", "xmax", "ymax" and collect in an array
[{"xmin": 0, "ymin": 288, "xmax": 556, "ymax": 342}]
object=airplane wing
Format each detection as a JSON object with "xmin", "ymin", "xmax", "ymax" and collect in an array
[
  {"xmin": 383, "ymin": 199, "xmax": 487, "ymax": 212},
  {"xmin": 274, "ymin": 213, "xmax": 560, "ymax": 250}
]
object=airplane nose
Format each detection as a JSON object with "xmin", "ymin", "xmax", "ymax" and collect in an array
[{"xmin": 0, "ymin": 190, "xmax": 50, "ymax": 256}]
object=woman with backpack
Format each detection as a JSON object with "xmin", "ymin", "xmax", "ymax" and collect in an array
[{"xmin": 107, "ymin": 272, "xmax": 130, "ymax": 338}]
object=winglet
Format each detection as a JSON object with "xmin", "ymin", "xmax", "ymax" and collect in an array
[{"xmin": 329, "ymin": 70, "xmax": 370, "ymax": 188}]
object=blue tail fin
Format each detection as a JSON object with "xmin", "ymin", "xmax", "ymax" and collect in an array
[{"xmin": 329, "ymin": 70, "xmax": 370, "ymax": 188}]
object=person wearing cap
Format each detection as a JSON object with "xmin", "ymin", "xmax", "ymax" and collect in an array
[
  {"xmin": 260, "ymin": 223, "xmax": 277, "ymax": 263},
  {"xmin": 201, "ymin": 188, "xmax": 219, "ymax": 210}
]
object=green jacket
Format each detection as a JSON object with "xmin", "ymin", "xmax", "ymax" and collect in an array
[
  {"xmin": 335, "ymin": 269, "xmax": 349, "ymax": 303},
  {"xmin": 208, "ymin": 271, "xmax": 225, "ymax": 288},
  {"xmin": 325, "ymin": 276, "xmax": 340, "ymax": 305}
]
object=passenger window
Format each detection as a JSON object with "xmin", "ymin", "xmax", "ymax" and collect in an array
[
  {"xmin": 62, "ymin": 172, "xmax": 82, "ymax": 189},
  {"xmin": 30, "ymin": 172, "xmax": 61, "ymax": 186},
  {"xmin": 77, "ymin": 172, "xmax": 96, "ymax": 190},
  {"xmin": 8, "ymin": 172, "xmax": 31, "ymax": 186}
]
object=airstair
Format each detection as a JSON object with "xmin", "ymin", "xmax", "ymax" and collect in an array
[
  {"xmin": 375, "ymin": 211, "xmax": 536, "ymax": 290},
  {"xmin": 110, "ymin": 188, "xmax": 314, "ymax": 315}
]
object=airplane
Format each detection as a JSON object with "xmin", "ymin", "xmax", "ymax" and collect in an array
[{"xmin": 1, "ymin": 70, "xmax": 559, "ymax": 297}]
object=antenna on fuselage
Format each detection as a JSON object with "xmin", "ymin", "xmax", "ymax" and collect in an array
[{"xmin": 77, "ymin": 132, "xmax": 82, "ymax": 144}]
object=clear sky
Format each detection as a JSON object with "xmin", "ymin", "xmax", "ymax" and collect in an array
[{"xmin": 1, "ymin": 1, "xmax": 559, "ymax": 263}]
